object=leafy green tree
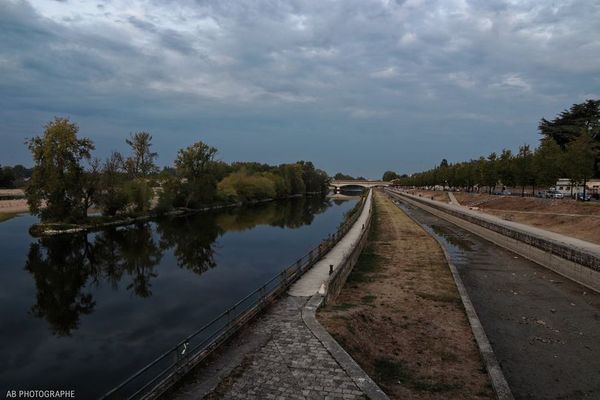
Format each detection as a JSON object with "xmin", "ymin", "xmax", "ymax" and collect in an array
[
  {"xmin": 534, "ymin": 137, "xmax": 563, "ymax": 189},
  {"xmin": 123, "ymin": 179, "xmax": 153, "ymax": 213},
  {"xmin": 482, "ymin": 153, "xmax": 498, "ymax": 193},
  {"xmin": 333, "ymin": 172, "xmax": 354, "ymax": 180},
  {"xmin": 280, "ymin": 164, "xmax": 306, "ymax": 194},
  {"xmin": 97, "ymin": 152, "xmax": 128, "ymax": 216},
  {"xmin": 175, "ymin": 141, "xmax": 219, "ymax": 207},
  {"xmin": 513, "ymin": 144, "xmax": 534, "ymax": 196},
  {"xmin": 25, "ymin": 118, "xmax": 95, "ymax": 222},
  {"xmin": 217, "ymin": 171, "xmax": 276, "ymax": 202},
  {"xmin": 382, "ymin": 171, "xmax": 400, "ymax": 181},
  {"xmin": 539, "ymin": 100, "xmax": 600, "ymax": 147},
  {"xmin": 125, "ymin": 132, "xmax": 158, "ymax": 178},
  {"xmin": 564, "ymin": 130, "xmax": 598, "ymax": 197},
  {"xmin": 0, "ymin": 165, "xmax": 16, "ymax": 188},
  {"xmin": 539, "ymin": 99, "xmax": 600, "ymax": 177},
  {"xmin": 497, "ymin": 149, "xmax": 515, "ymax": 188}
]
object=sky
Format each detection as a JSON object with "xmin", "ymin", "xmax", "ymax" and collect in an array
[{"xmin": 1, "ymin": 0, "xmax": 599, "ymax": 178}]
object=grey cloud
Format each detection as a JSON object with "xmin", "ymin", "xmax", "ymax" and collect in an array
[{"xmin": 0, "ymin": 0, "xmax": 598, "ymax": 176}]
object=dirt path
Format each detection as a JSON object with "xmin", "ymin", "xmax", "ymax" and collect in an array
[{"xmin": 317, "ymin": 190, "xmax": 493, "ymax": 400}]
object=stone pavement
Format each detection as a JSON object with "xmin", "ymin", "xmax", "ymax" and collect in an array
[
  {"xmin": 289, "ymin": 190, "xmax": 372, "ymax": 297},
  {"xmin": 202, "ymin": 296, "xmax": 366, "ymax": 400}
]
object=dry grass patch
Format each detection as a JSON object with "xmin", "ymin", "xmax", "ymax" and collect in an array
[{"xmin": 318, "ymin": 190, "xmax": 494, "ymax": 400}]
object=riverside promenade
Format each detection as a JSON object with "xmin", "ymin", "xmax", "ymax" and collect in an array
[{"xmin": 170, "ymin": 191, "xmax": 382, "ymax": 400}]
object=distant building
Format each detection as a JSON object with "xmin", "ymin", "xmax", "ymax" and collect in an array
[{"xmin": 553, "ymin": 178, "xmax": 600, "ymax": 197}]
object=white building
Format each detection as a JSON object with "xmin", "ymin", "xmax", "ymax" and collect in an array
[{"xmin": 554, "ymin": 178, "xmax": 600, "ymax": 197}]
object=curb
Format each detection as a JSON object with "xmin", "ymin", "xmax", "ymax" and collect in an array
[
  {"xmin": 388, "ymin": 193, "xmax": 514, "ymax": 400},
  {"xmin": 302, "ymin": 294, "xmax": 390, "ymax": 400}
]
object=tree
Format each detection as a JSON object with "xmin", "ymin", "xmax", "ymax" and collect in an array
[
  {"xmin": 333, "ymin": 172, "xmax": 354, "ymax": 180},
  {"xmin": 97, "ymin": 152, "xmax": 128, "ymax": 216},
  {"xmin": 0, "ymin": 165, "xmax": 16, "ymax": 188},
  {"xmin": 482, "ymin": 153, "xmax": 498, "ymax": 193},
  {"xmin": 539, "ymin": 99, "xmax": 600, "ymax": 177},
  {"xmin": 513, "ymin": 144, "xmax": 534, "ymax": 196},
  {"xmin": 497, "ymin": 149, "xmax": 515, "ymax": 188},
  {"xmin": 564, "ymin": 130, "xmax": 598, "ymax": 197},
  {"xmin": 175, "ymin": 141, "xmax": 219, "ymax": 207},
  {"xmin": 382, "ymin": 171, "xmax": 400, "ymax": 181},
  {"xmin": 125, "ymin": 132, "xmax": 158, "ymax": 178},
  {"xmin": 25, "ymin": 118, "xmax": 95, "ymax": 222},
  {"xmin": 534, "ymin": 137, "xmax": 563, "ymax": 189}
]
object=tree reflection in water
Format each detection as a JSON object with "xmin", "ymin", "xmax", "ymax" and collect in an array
[{"xmin": 25, "ymin": 195, "xmax": 335, "ymax": 335}]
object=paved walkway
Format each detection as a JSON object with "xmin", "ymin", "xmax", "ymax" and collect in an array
[
  {"xmin": 169, "ymin": 192, "xmax": 375, "ymax": 400},
  {"xmin": 289, "ymin": 190, "xmax": 372, "ymax": 297},
  {"xmin": 447, "ymin": 191, "xmax": 460, "ymax": 206}
]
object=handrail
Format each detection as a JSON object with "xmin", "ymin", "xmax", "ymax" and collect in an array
[{"xmin": 100, "ymin": 195, "xmax": 367, "ymax": 400}]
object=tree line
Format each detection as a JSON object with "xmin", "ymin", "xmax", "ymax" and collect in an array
[
  {"xmin": 25, "ymin": 117, "xmax": 330, "ymax": 223},
  {"xmin": 392, "ymin": 100, "xmax": 600, "ymax": 196},
  {"xmin": 0, "ymin": 164, "xmax": 33, "ymax": 188}
]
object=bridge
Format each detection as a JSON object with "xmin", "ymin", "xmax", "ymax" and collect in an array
[{"xmin": 329, "ymin": 180, "xmax": 389, "ymax": 192}]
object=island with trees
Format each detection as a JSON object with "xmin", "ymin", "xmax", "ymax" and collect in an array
[{"xmin": 25, "ymin": 117, "xmax": 330, "ymax": 236}]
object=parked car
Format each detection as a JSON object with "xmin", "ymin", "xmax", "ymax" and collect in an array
[
  {"xmin": 576, "ymin": 193, "xmax": 592, "ymax": 201},
  {"xmin": 535, "ymin": 191, "xmax": 546, "ymax": 198},
  {"xmin": 546, "ymin": 190, "xmax": 564, "ymax": 199}
]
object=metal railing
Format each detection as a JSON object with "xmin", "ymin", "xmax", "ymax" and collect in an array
[{"xmin": 101, "ymin": 195, "xmax": 366, "ymax": 400}]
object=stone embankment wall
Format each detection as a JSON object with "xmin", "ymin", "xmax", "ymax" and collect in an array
[
  {"xmin": 388, "ymin": 190, "xmax": 600, "ymax": 293},
  {"xmin": 324, "ymin": 190, "xmax": 373, "ymax": 305}
]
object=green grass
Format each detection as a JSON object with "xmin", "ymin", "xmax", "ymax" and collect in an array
[{"xmin": 0, "ymin": 213, "xmax": 17, "ymax": 223}]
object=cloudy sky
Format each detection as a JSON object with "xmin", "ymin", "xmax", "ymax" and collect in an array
[{"xmin": 1, "ymin": 0, "xmax": 599, "ymax": 177}]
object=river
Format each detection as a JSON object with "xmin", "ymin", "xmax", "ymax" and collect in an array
[{"xmin": 0, "ymin": 195, "xmax": 357, "ymax": 398}]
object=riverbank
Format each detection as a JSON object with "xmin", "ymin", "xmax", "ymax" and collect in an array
[
  {"xmin": 28, "ymin": 195, "xmax": 320, "ymax": 237},
  {"xmin": 0, "ymin": 212, "xmax": 17, "ymax": 223},
  {"xmin": 317, "ymin": 190, "xmax": 494, "ymax": 399}
]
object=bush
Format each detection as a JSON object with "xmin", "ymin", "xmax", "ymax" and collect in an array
[
  {"xmin": 217, "ymin": 171, "xmax": 276, "ymax": 202},
  {"xmin": 97, "ymin": 187, "xmax": 129, "ymax": 216},
  {"xmin": 124, "ymin": 179, "xmax": 153, "ymax": 213}
]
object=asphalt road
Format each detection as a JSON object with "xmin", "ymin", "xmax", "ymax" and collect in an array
[{"xmin": 394, "ymin": 198, "xmax": 600, "ymax": 400}]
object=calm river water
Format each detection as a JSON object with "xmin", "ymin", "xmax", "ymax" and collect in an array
[{"xmin": 0, "ymin": 195, "xmax": 357, "ymax": 398}]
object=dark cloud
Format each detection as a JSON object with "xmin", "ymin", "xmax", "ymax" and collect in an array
[{"xmin": 0, "ymin": 0, "xmax": 598, "ymax": 176}]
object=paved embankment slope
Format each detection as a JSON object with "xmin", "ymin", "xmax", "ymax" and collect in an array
[
  {"xmin": 398, "ymin": 191, "xmax": 600, "ymax": 257},
  {"xmin": 390, "ymin": 190, "xmax": 600, "ymax": 292},
  {"xmin": 392, "ymin": 194, "xmax": 600, "ymax": 400}
]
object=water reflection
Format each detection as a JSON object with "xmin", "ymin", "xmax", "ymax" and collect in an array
[
  {"xmin": 25, "ymin": 234, "xmax": 97, "ymax": 336},
  {"xmin": 24, "ymin": 196, "xmax": 332, "ymax": 336}
]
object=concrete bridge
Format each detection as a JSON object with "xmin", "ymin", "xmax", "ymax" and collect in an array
[{"xmin": 329, "ymin": 180, "xmax": 389, "ymax": 193}]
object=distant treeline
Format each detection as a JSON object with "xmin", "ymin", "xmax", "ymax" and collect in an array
[
  {"xmin": 333, "ymin": 173, "xmax": 367, "ymax": 180},
  {"xmin": 0, "ymin": 164, "xmax": 33, "ymax": 188},
  {"xmin": 392, "ymin": 100, "xmax": 600, "ymax": 196},
  {"xmin": 25, "ymin": 118, "xmax": 330, "ymax": 223}
]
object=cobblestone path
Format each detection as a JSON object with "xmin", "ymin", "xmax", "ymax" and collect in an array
[{"xmin": 201, "ymin": 296, "xmax": 366, "ymax": 400}]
